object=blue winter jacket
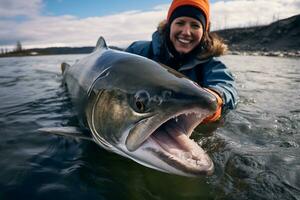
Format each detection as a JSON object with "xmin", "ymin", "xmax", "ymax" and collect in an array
[{"xmin": 125, "ymin": 31, "xmax": 238, "ymax": 113}]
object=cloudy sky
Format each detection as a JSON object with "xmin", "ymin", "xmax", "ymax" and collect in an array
[{"xmin": 0, "ymin": 0, "xmax": 299, "ymax": 49}]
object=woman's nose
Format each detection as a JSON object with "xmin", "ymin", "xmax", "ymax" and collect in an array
[{"xmin": 181, "ymin": 25, "xmax": 191, "ymax": 36}]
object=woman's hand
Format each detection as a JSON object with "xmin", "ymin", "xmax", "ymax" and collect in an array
[{"xmin": 203, "ymin": 88, "xmax": 223, "ymax": 123}]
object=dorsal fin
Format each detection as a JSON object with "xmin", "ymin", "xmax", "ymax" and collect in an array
[
  {"xmin": 61, "ymin": 62, "xmax": 71, "ymax": 74},
  {"xmin": 94, "ymin": 36, "xmax": 108, "ymax": 52}
]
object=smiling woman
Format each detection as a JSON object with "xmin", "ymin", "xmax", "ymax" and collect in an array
[{"xmin": 126, "ymin": 0, "xmax": 238, "ymax": 122}]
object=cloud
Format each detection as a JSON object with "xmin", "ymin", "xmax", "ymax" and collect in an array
[
  {"xmin": 1, "ymin": 9, "xmax": 166, "ymax": 48},
  {"xmin": 0, "ymin": 0, "xmax": 42, "ymax": 18},
  {"xmin": 0, "ymin": 0, "xmax": 299, "ymax": 49},
  {"xmin": 0, "ymin": 6, "xmax": 168, "ymax": 49}
]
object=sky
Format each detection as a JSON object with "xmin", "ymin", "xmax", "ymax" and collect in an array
[{"xmin": 0, "ymin": 0, "xmax": 299, "ymax": 50}]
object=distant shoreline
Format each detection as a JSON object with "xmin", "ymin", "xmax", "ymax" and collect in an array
[
  {"xmin": 227, "ymin": 50, "xmax": 300, "ymax": 58},
  {"xmin": 0, "ymin": 46, "xmax": 121, "ymax": 58},
  {"xmin": 1, "ymin": 49, "xmax": 300, "ymax": 58},
  {"xmin": 1, "ymin": 14, "xmax": 299, "ymax": 59}
]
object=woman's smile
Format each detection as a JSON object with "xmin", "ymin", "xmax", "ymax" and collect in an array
[
  {"xmin": 170, "ymin": 16, "xmax": 204, "ymax": 54},
  {"xmin": 177, "ymin": 37, "xmax": 192, "ymax": 44}
]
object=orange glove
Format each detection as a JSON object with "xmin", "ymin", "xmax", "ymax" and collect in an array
[{"xmin": 203, "ymin": 88, "xmax": 223, "ymax": 123}]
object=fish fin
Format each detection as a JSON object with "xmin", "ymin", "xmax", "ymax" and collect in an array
[
  {"xmin": 38, "ymin": 126, "xmax": 93, "ymax": 141},
  {"xmin": 94, "ymin": 36, "xmax": 108, "ymax": 52},
  {"xmin": 61, "ymin": 62, "xmax": 71, "ymax": 74}
]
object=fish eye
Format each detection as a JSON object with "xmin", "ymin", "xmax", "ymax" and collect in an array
[
  {"xmin": 135, "ymin": 100, "xmax": 145, "ymax": 112},
  {"xmin": 133, "ymin": 90, "xmax": 150, "ymax": 113}
]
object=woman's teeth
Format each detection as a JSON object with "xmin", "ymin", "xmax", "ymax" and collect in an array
[{"xmin": 178, "ymin": 38, "xmax": 191, "ymax": 44}]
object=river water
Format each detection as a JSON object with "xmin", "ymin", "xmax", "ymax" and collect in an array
[{"xmin": 0, "ymin": 54, "xmax": 299, "ymax": 200}]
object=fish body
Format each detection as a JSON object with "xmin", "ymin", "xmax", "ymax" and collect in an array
[{"xmin": 43, "ymin": 37, "xmax": 218, "ymax": 177}]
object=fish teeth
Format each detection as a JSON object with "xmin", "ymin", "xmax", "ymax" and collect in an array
[{"xmin": 196, "ymin": 160, "xmax": 203, "ymax": 166}]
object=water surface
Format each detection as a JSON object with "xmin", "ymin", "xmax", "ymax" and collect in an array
[{"xmin": 0, "ymin": 54, "xmax": 299, "ymax": 200}]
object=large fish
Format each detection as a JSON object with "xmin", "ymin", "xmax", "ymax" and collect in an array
[{"xmin": 40, "ymin": 37, "xmax": 218, "ymax": 177}]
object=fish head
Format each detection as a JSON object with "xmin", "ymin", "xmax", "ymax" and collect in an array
[{"xmin": 87, "ymin": 53, "xmax": 218, "ymax": 177}]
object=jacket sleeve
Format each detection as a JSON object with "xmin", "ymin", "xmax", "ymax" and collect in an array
[
  {"xmin": 125, "ymin": 41, "xmax": 152, "ymax": 58},
  {"xmin": 201, "ymin": 58, "xmax": 238, "ymax": 112}
]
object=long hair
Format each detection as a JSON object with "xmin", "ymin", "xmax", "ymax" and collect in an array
[{"xmin": 157, "ymin": 20, "xmax": 227, "ymax": 60}]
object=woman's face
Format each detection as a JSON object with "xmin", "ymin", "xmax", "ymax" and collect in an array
[{"xmin": 169, "ymin": 16, "xmax": 204, "ymax": 54}]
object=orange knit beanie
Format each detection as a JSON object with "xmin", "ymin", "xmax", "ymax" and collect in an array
[{"xmin": 167, "ymin": 0, "xmax": 210, "ymax": 31}]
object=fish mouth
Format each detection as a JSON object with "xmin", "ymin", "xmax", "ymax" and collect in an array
[{"xmin": 126, "ymin": 109, "xmax": 214, "ymax": 176}]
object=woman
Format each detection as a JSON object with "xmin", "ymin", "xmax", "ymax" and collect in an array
[{"xmin": 126, "ymin": 0, "xmax": 238, "ymax": 122}]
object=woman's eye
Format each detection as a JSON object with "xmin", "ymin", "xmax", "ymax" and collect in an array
[
  {"xmin": 175, "ymin": 21, "xmax": 185, "ymax": 26},
  {"xmin": 191, "ymin": 24, "xmax": 200, "ymax": 29}
]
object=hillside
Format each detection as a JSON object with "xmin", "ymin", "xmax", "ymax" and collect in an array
[{"xmin": 215, "ymin": 14, "xmax": 300, "ymax": 55}]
